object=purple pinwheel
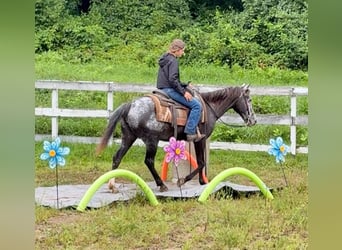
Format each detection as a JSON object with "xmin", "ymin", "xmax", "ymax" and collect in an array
[
  {"xmin": 163, "ymin": 137, "xmax": 186, "ymax": 166},
  {"xmin": 40, "ymin": 137, "xmax": 70, "ymax": 169},
  {"xmin": 268, "ymin": 136, "xmax": 289, "ymax": 163}
]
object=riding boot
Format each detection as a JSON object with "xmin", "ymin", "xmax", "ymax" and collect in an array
[
  {"xmin": 186, "ymin": 127, "xmax": 205, "ymax": 142},
  {"xmin": 196, "ymin": 127, "xmax": 203, "ymax": 137}
]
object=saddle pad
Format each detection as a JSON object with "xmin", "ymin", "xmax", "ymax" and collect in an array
[{"xmin": 146, "ymin": 94, "xmax": 188, "ymax": 126}]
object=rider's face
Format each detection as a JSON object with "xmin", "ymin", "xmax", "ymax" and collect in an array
[{"xmin": 175, "ymin": 48, "xmax": 185, "ymax": 58}]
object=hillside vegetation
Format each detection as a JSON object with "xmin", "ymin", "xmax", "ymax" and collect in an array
[{"xmin": 35, "ymin": 0, "xmax": 308, "ymax": 71}]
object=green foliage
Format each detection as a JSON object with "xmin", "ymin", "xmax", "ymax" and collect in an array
[
  {"xmin": 297, "ymin": 126, "xmax": 308, "ymax": 146},
  {"xmin": 35, "ymin": 0, "xmax": 67, "ymax": 29},
  {"xmin": 35, "ymin": 117, "xmax": 51, "ymax": 134},
  {"xmin": 58, "ymin": 118, "xmax": 107, "ymax": 137},
  {"xmin": 298, "ymin": 96, "xmax": 308, "ymax": 115},
  {"xmin": 272, "ymin": 127, "xmax": 283, "ymax": 138},
  {"xmin": 211, "ymin": 125, "xmax": 241, "ymax": 142},
  {"xmin": 181, "ymin": 10, "xmax": 265, "ymax": 68},
  {"xmin": 236, "ymin": 0, "xmax": 308, "ymax": 70},
  {"xmin": 90, "ymin": 0, "xmax": 191, "ymax": 36},
  {"xmin": 253, "ymin": 96, "xmax": 290, "ymax": 114},
  {"xmin": 35, "ymin": 0, "xmax": 308, "ymax": 71},
  {"xmin": 35, "ymin": 0, "xmax": 67, "ymax": 52},
  {"xmin": 210, "ymin": 124, "xmax": 298, "ymax": 145}
]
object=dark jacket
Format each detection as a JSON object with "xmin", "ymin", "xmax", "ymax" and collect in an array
[{"xmin": 156, "ymin": 53, "xmax": 188, "ymax": 95}]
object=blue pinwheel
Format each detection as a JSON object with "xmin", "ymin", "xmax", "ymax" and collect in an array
[
  {"xmin": 268, "ymin": 136, "xmax": 289, "ymax": 163},
  {"xmin": 39, "ymin": 137, "xmax": 70, "ymax": 209},
  {"xmin": 40, "ymin": 137, "xmax": 70, "ymax": 168},
  {"xmin": 268, "ymin": 136, "xmax": 289, "ymax": 186}
]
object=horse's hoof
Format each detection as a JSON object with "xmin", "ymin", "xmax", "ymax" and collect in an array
[
  {"xmin": 109, "ymin": 185, "xmax": 118, "ymax": 193},
  {"xmin": 159, "ymin": 185, "xmax": 168, "ymax": 192},
  {"xmin": 177, "ymin": 178, "xmax": 185, "ymax": 187},
  {"xmin": 199, "ymin": 180, "xmax": 207, "ymax": 185},
  {"xmin": 108, "ymin": 179, "xmax": 118, "ymax": 193}
]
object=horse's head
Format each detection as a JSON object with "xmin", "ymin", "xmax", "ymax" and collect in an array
[{"xmin": 233, "ymin": 84, "xmax": 257, "ymax": 126}]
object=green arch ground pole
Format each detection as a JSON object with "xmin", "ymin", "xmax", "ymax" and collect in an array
[
  {"xmin": 198, "ymin": 167, "xmax": 274, "ymax": 203},
  {"xmin": 76, "ymin": 168, "xmax": 272, "ymax": 211},
  {"xmin": 77, "ymin": 169, "xmax": 159, "ymax": 212}
]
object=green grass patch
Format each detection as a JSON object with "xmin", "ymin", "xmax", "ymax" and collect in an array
[
  {"xmin": 35, "ymin": 142, "xmax": 307, "ymax": 249},
  {"xmin": 35, "ymin": 52, "xmax": 308, "ymax": 86}
]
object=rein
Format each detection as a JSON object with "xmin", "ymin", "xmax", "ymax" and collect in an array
[{"xmin": 217, "ymin": 118, "xmax": 247, "ymax": 128}]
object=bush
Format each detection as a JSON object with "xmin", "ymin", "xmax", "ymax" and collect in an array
[{"xmin": 35, "ymin": 0, "xmax": 308, "ymax": 71}]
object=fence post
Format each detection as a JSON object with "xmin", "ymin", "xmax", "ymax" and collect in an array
[
  {"xmin": 107, "ymin": 83, "xmax": 114, "ymax": 146},
  {"xmin": 51, "ymin": 88, "xmax": 58, "ymax": 139},
  {"xmin": 290, "ymin": 88, "xmax": 297, "ymax": 155}
]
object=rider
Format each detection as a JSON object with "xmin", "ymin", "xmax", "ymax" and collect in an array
[{"xmin": 156, "ymin": 39, "xmax": 205, "ymax": 142}]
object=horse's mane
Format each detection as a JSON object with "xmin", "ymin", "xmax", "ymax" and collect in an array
[{"xmin": 200, "ymin": 86, "xmax": 241, "ymax": 103}]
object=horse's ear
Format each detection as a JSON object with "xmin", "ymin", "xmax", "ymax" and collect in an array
[
  {"xmin": 241, "ymin": 83, "xmax": 250, "ymax": 90},
  {"xmin": 241, "ymin": 83, "xmax": 250, "ymax": 95}
]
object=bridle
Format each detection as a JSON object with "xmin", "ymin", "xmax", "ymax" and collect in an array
[
  {"xmin": 240, "ymin": 91, "xmax": 255, "ymax": 126},
  {"xmin": 205, "ymin": 88, "xmax": 255, "ymax": 128}
]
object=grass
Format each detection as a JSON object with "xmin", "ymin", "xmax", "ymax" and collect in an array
[
  {"xmin": 35, "ymin": 142, "xmax": 308, "ymax": 249},
  {"xmin": 35, "ymin": 52, "xmax": 308, "ymax": 86}
]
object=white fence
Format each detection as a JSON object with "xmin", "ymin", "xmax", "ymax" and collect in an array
[{"xmin": 35, "ymin": 80, "xmax": 308, "ymax": 154}]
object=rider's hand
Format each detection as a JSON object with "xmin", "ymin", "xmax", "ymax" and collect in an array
[{"xmin": 184, "ymin": 91, "xmax": 192, "ymax": 101}]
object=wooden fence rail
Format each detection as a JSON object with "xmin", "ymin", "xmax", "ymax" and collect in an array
[{"xmin": 35, "ymin": 80, "xmax": 308, "ymax": 154}]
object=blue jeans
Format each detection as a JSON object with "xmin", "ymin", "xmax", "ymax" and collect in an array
[{"xmin": 161, "ymin": 88, "xmax": 202, "ymax": 135}]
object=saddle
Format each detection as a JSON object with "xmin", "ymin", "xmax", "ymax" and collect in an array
[{"xmin": 146, "ymin": 89, "xmax": 207, "ymax": 128}]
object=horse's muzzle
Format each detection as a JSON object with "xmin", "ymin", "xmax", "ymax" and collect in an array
[{"xmin": 247, "ymin": 117, "xmax": 257, "ymax": 126}]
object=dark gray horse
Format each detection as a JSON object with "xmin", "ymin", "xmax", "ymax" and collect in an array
[{"xmin": 96, "ymin": 84, "xmax": 256, "ymax": 192}]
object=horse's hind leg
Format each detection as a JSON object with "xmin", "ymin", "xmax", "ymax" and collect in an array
[
  {"xmin": 108, "ymin": 129, "xmax": 136, "ymax": 192},
  {"xmin": 144, "ymin": 140, "xmax": 168, "ymax": 192},
  {"xmin": 112, "ymin": 128, "xmax": 137, "ymax": 169}
]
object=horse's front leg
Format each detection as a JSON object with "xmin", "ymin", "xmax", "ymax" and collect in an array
[
  {"xmin": 194, "ymin": 140, "xmax": 208, "ymax": 185},
  {"xmin": 178, "ymin": 140, "xmax": 207, "ymax": 187},
  {"xmin": 177, "ymin": 167, "xmax": 201, "ymax": 187}
]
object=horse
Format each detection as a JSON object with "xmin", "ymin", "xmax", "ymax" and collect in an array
[{"xmin": 96, "ymin": 84, "xmax": 257, "ymax": 192}]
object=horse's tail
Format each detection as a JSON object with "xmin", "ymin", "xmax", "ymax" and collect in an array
[{"xmin": 96, "ymin": 102, "xmax": 131, "ymax": 155}]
